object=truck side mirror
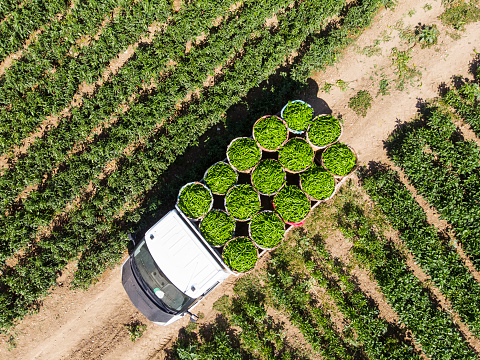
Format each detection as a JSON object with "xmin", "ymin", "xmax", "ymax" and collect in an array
[
  {"xmin": 187, "ymin": 311, "xmax": 198, "ymax": 323},
  {"xmin": 128, "ymin": 233, "xmax": 136, "ymax": 246}
]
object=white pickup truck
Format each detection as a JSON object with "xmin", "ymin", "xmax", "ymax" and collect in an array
[{"xmin": 121, "ymin": 207, "xmax": 232, "ymax": 326}]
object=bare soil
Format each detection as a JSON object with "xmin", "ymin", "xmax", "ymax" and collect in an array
[{"xmin": 2, "ymin": 0, "xmax": 480, "ymax": 359}]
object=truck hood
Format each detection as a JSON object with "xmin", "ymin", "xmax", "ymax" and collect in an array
[{"xmin": 145, "ymin": 210, "xmax": 230, "ymax": 298}]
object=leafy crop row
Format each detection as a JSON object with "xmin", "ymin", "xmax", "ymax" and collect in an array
[
  {"xmin": 291, "ymin": 0, "xmax": 394, "ymax": 81},
  {"xmin": 267, "ymin": 247, "xmax": 357, "ymax": 359},
  {"xmin": 443, "ymin": 82, "xmax": 480, "ymax": 136},
  {"xmin": 0, "ymin": 0, "xmax": 70, "ymax": 63},
  {"xmin": 169, "ymin": 321, "xmax": 246, "ymax": 359},
  {"xmin": 0, "ymin": 0, "xmax": 169, "ymax": 154},
  {"xmin": 0, "ymin": 0, "xmax": 22, "ymax": 20},
  {"xmin": 362, "ymin": 167, "xmax": 480, "ymax": 336},
  {"xmin": 385, "ymin": 106, "xmax": 480, "ymax": 271},
  {"xmin": 337, "ymin": 194, "xmax": 477, "ymax": 359},
  {"xmin": 290, "ymin": 233, "xmax": 421, "ymax": 360},
  {"xmin": 213, "ymin": 275, "xmax": 308, "ymax": 360}
]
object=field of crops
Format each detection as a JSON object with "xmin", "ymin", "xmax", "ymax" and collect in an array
[
  {"xmin": 2, "ymin": 0, "xmax": 480, "ymax": 358},
  {"xmin": 0, "ymin": 0, "xmax": 396, "ymax": 331}
]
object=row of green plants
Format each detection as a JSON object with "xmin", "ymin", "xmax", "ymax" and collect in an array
[
  {"xmin": 336, "ymin": 184, "xmax": 478, "ymax": 359},
  {"xmin": 0, "ymin": 0, "xmax": 22, "ymax": 20},
  {"xmin": 291, "ymin": 0, "xmax": 396, "ymax": 81},
  {"xmin": 306, "ymin": 237, "xmax": 421, "ymax": 360},
  {"xmin": 280, "ymin": 230, "xmax": 421, "ymax": 360},
  {"xmin": 0, "ymin": 0, "xmax": 349, "ymax": 330},
  {"xmin": 0, "ymin": 0, "xmax": 170, "ymax": 154},
  {"xmin": 212, "ymin": 276, "xmax": 309, "ymax": 360},
  {"xmin": 0, "ymin": 0, "xmax": 70, "ymax": 63},
  {"xmin": 0, "ymin": 0, "xmax": 122, "ymax": 95},
  {"xmin": 168, "ymin": 320, "xmax": 247, "ymax": 360},
  {"xmin": 169, "ymin": 276, "xmax": 309, "ymax": 360},
  {"xmin": 443, "ymin": 80, "xmax": 480, "ymax": 137},
  {"xmin": 266, "ymin": 244, "xmax": 358, "ymax": 359},
  {"xmin": 0, "ymin": 0, "xmax": 240, "ymax": 212},
  {"xmin": 362, "ymin": 167, "xmax": 480, "ymax": 337},
  {"xmin": 0, "ymin": 0, "xmax": 287, "ymax": 264},
  {"xmin": 0, "ymin": 0, "xmax": 170, "ymax": 213},
  {"xmin": 385, "ymin": 105, "xmax": 480, "ymax": 271}
]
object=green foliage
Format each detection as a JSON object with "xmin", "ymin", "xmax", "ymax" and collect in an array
[
  {"xmin": 390, "ymin": 48, "xmax": 422, "ymax": 90},
  {"xmin": 222, "ymin": 237, "xmax": 257, "ymax": 273},
  {"xmin": 300, "ymin": 165, "xmax": 335, "ymax": 200},
  {"xmin": 273, "ymin": 186, "xmax": 310, "ymax": 224},
  {"xmin": 307, "ymin": 115, "xmax": 341, "ymax": 148},
  {"xmin": 281, "ymin": 101, "xmax": 314, "ymax": 132},
  {"xmin": 0, "ymin": 0, "xmax": 171, "ymax": 154},
  {"xmin": 348, "ymin": 90, "xmax": 372, "ymax": 117},
  {"xmin": 253, "ymin": 116, "xmax": 288, "ymax": 151},
  {"xmin": 440, "ymin": 0, "xmax": 480, "ymax": 30},
  {"xmin": 213, "ymin": 275, "xmax": 306, "ymax": 360},
  {"xmin": 278, "ymin": 138, "xmax": 314, "ymax": 173},
  {"xmin": 377, "ymin": 78, "xmax": 390, "ymax": 97},
  {"xmin": 415, "ymin": 24, "xmax": 439, "ymax": 48},
  {"xmin": 322, "ymin": 143, "xmax": 356, "ymax": 176},
  {"xmin": 291, "ymin": 233, "xmax": 421, "ymax": 360},
  {"xmin": 385, "ymin": 105, "xmax": 480, "ymax": 271},
  {"xmin": 251, "ymin": 159, "xmax": 286, "ymax": 195},
  {"xmin": 227, "ymin": 138, "xmax": 262, "ymax": 172},
  {"xmin": 203, "ymin": 162, "xmax": 237, "ymax": 195},
  {"xmin": 124, "ymin": 321, "xmax": 147, "ymax": 342},
  {"xmin": 177, "ymin": 183, "xmax": 212, "ymax": 219},
  {"xmin": 249, "ymin": 211, "xmax": 285, "ymax": 249},
  {"xmin": 443, "ymin": 81, "xmax": 480, "ymax": 134},
  {"xmin": 336, "ymin": 190, "xmax": 478, "ymax": 359},
  {"xmin": 0, "ymin": 0, "xmax": 71, "ymax": 63},
  {"xmin": 361, "ymin": 167, "xmax": 480, "ymax": 336},
  {"xmin": 225, "ymin": 185, "xmax": 261, "ymax": 221},
  {"xmin": 171, "ymin": 321, "xmax": 245, "ymax": 360},
  {"xmin": 267, "ymin": 241, "xmax": 357, "ymax": 359},
  {"xmin": 200, "ymin": 210, "xmax": 235, "ymax": 247}
]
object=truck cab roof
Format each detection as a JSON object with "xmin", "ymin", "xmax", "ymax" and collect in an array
[{"xmin": 144, "ymin": 209, "xmax": 231, "ymax": 299}]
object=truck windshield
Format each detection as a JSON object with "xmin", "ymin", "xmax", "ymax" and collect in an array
[{"xmin": 133, "ymin": 240, "xmax": 192, "ymax": 312}]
